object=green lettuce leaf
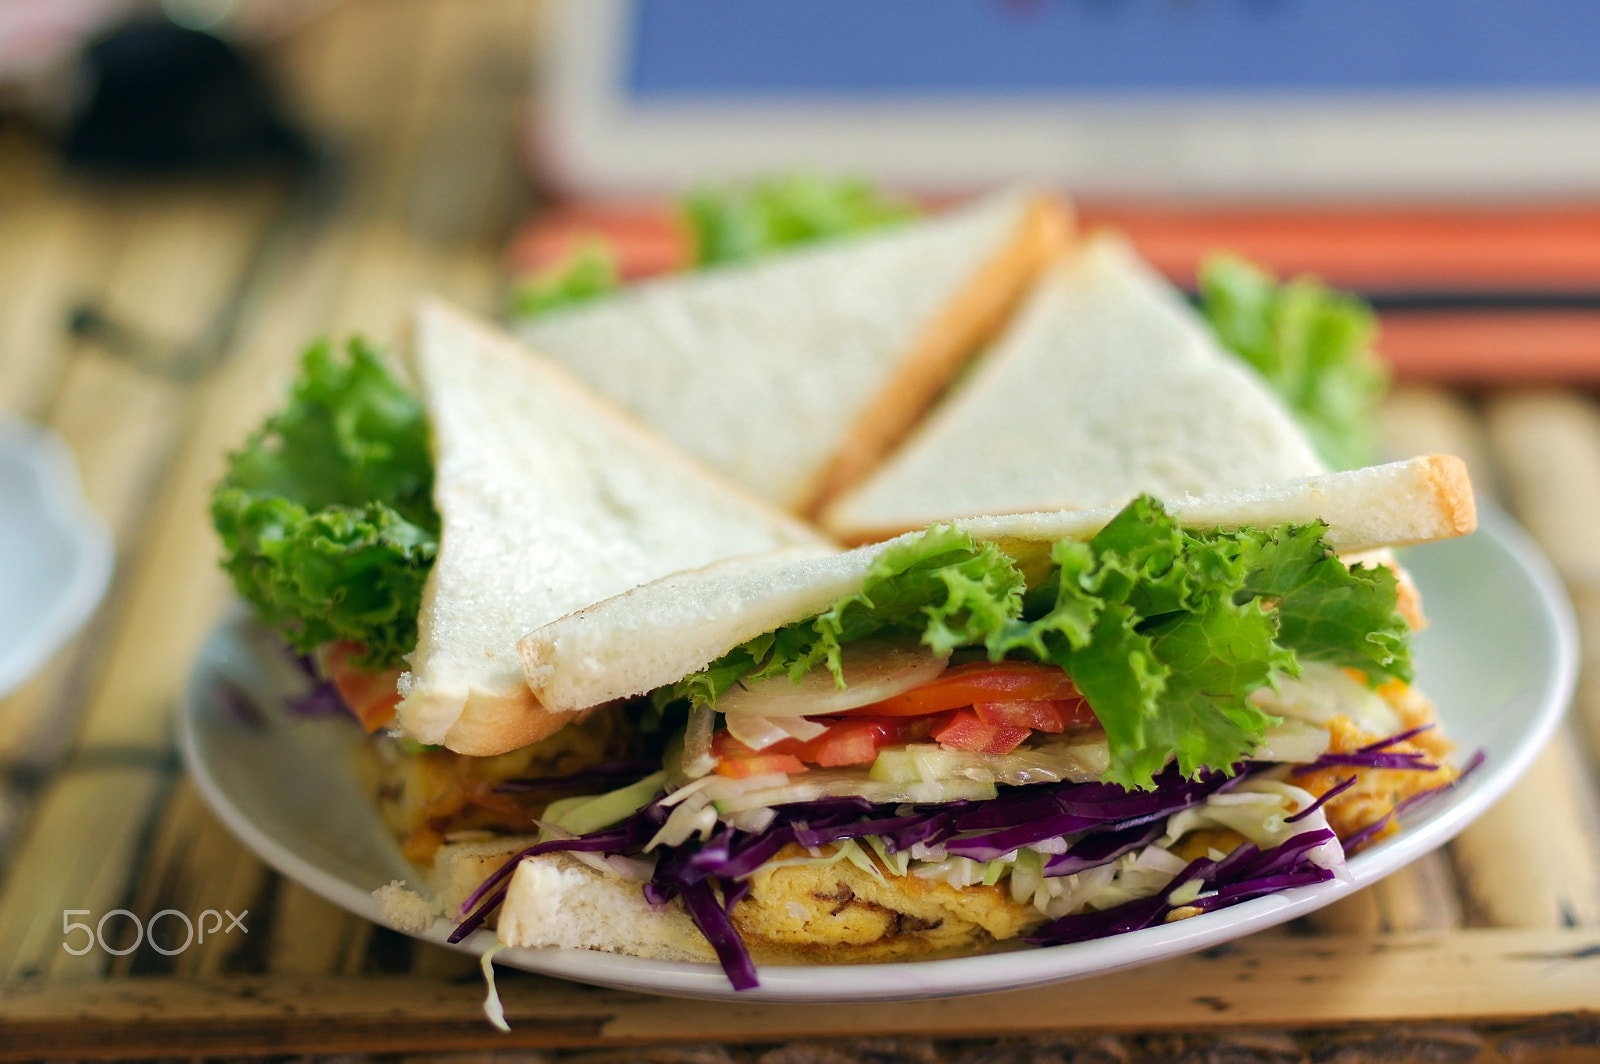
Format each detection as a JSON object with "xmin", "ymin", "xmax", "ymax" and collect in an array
[
  {"xmin": 1198, "ymin": 254, "xmax": 1388, "ymax": 471},
  {"xmin": 211, "ymin": 338, "xmax": 438, "ymax": 668},
  {"xmin": 669, "ymin": 498, "xmax": 1410, "ymax": 790},
  {"xmin": 509, "ymin": 175, "xmax": 917, "ymax": 322},
  {"xmin": 683, "ymin": 174, "xmax": 918, "ymax": 268},
  {"xmin": 509, "ymin": 239, "xmax": 620, "ymax": 320},
  {"xmin": 655, "ymin": 526, "xmax": 1025, "ymax": 710},
  {"xmin": 997, "ymin": 502, "xmax": 1409, "ymax": 786},
  {"xmin": 993, "ymin": 499, "xmax": 1291, "ymax": 786},
  {"xmin": 1235, "ymin": 522, "xmax": 1412, "ymax": 684}
]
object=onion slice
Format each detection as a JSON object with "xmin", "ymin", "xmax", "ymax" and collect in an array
[
  {"xmin": 725, "ymin": 713, "xmax": 829, "ymax": 750},
  {"xmin": 717, "ymin": 641, "xmax": 950, "ymax": 718}
]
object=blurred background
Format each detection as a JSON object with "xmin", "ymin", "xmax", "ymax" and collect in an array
[{"xmin": 1, "ymin": 0, "xmax": 1598, "ymax": 1056}]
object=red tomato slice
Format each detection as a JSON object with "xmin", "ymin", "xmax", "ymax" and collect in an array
[
  {"xmin": 799, "ymin": 717, "xmax": 916, "ymax": 767},
  {"xmin": 711, "ymin": 716, "xmax": 928, "ymax": 772},
  {"xmin": 932, "ymin": 710, "xmax": 1032, "ymax": 755},
  {"xmin": 325, "ymin": 642, "xmax": 403, "ymax": 733},
  {"xmin": 972, "ymin": 698, "xmax": 1093, "ymax": 733},
  {"xmin": 849, "ymin": 661, "xmax": 1080, "ymax": 717},
  {"xmin": 715, "ymin": 753, "xmax": 808, "ymax": 778}
]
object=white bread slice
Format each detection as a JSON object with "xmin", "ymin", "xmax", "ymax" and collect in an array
[
  {"xmin": 497, "ymin": 853, "xmax": 716, "ymax": 963},
  {"xmin": 821, "ymin": 234, "xmax": 1327, "ymax": 544},
  {"xmin": 394, "ymin": 300, "xmax": 832, "ymax": 757},
  {"xmin": 520, "ymin": 456, "xmax": 1475, "ymax": 715},
  {"xmin": 373, "ymin": 835, "xmax": 538, "ymax": 933},
  {"xmin": 517, "ymin": 189, "xmax": 1069, "ymax": 515}
]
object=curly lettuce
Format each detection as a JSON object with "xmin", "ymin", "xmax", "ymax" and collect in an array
[
  {"xmin": 656, "ymin": 525, "xmax": 1025, "ymax": 711},
  {"xmin": 510, "ymin": 175, "xmax": 917, "ymax": 321},
  {"xmin": 669, "ymin": 499, "xmax": 1409, "ymax": 790},
  {"xmin": 1198, "ymin": 254, "xmax": 1388, "ymax": 471},
  {"xmin": 682, "ymin": 173, "xmax": 918, "ymax": 268},
  {"xmin": 211, "ymin": 338, "xmax": 438, "ymax": 668},
  {"xmin": 509, "ymin": 239, "xmax": 619, "ymax": 320},
  {"xmin": 996, "ymin": 501, "xmax": 1408, "ymax": 787}
]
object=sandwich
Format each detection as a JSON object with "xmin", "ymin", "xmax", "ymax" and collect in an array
[
  {"xmin": 212, "ymin": 181, "xmax": 1467, "ymax": 991},
  {"xmin": 213, "ymin": 299, "xmax": 828, "ymax": 863},
  {"xmin": 428, "ymin": 456, "xmax": 1476, "ymax": 989},
  {"xmin": 517, "ymin": 186, "xmax": 1070, "ymax": 514},
  {"xmin": 459, "ymin": 238, "xmax": 1459, "ymax": 987}
]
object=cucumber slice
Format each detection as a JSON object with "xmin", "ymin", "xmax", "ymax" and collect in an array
[{"xmin": 544, "ymin": 770, "xmax": 668, "ymax": 836}]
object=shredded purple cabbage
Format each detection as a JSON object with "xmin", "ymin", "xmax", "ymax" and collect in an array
[
  {"xmin": 450, "ymin": 742, "xmax": 1479, "ymax": 989},
  {"xmin": 1295, "ymin": 750, "xmax": 1439, "ymax": 772},
  {"xmin": 1284, "ymin": 774, "xmax": 1357, "ymax": 824},
  {"xmin": 1023, "ymin": 828, "xmax": 1339, "ymax": 946},
  {"xmin": 946, "ymin": 764, "xmax": 1247, "ymax": 861},
  {"xmin": 215, "ymin": 677, "xmax": 268, "ymax": 729},
  {"xmin": 289, "ymin": 679, "xmax": 349, "ymax": 718},
  {"xmin": 1042, "ymin": 821, "xmax": 1165, "ymax": 877},
  {"xmin": 678, "ymin": 880, "xmax": 759, "ymax": 991},
  {"xmin": 278, "ymin": 644, "xmax": 352, "ymax": 719},
  {"xmin": 1341, "ymin": 748, "xmax": 1486, "ymax": 851},
  {"xmin": 1293, "ymin": 724, "xmax": 1442, "ymax": 775},
  {"xmin": 1358, "ymin": 724, "xmax": 1435, "ymax": 751}
]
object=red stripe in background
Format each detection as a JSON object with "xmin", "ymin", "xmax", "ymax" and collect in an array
[
  {"xmin": 1075, "ymin": 202, "xmax": 1600, "ymax": 292},
  {"xmin": 1075, "ymin": 202, "xmax": 1600, "ymax": 383},
  {"xmin": 507, "ymin": 198, "xmax": 1600, "ymax": 382}
]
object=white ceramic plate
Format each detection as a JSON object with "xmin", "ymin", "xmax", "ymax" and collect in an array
[
  {"xmin": 181, "ymin": 507, "xmax": 1575, "ymax": 1002},
  {"xmin": 0, "ymin": 418, "xmax": 114, "ymax": 700}
]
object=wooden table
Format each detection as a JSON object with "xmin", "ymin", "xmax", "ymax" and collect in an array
[{"xmin": 1, "ymin": 2, "xmax": 1598, "ymax": 1060}]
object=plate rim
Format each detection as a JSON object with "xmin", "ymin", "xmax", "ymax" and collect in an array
[{"xmin": 180, "ymin": 504, "xmax": 1577, "ymax": 1002}]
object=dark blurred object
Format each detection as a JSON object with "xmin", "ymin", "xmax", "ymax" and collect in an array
[
  {"xmin": 62, "ymin": 18, "xmax": 309, "ymax": 173},
  {"xmin": 57, "ymin": 15, "xmax": 332, "ymax": 382}
]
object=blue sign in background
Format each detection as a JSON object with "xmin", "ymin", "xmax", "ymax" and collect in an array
[{"xmin": 628, "ymin": 0, "xmax": 1600, "ymax": 99}]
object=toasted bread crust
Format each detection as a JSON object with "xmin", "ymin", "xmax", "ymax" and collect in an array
[
  {"xmin": 1422, "ymin": 453, "xmax": 1478, "ymax": 539},
  {"xmin": 799, "ymin": 195, "xmax": 1073, "ymax": 518},
  {"xmin": 438, "ymin": 685, "xmax": 582, "ymax": 758}
]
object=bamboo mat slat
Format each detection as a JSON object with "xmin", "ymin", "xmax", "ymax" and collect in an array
[
  {"xmin": 1307, "ymin": 852, "xmax": 1466, "ymax": 936},
  {"xmin": 1, "ymin": 927, "xmax": 1598, "ymax": 1059},
  {"xmin": 1485, "ymin": 391, "xmax": 1600, "ymax": 767},
  {"xmin": 1303, "ymin": 385, "xmax": 1488, "ymax": 938},
  {"xmin": 1451, "ymin": 737, "xmax": 1600, "ymax": 928},
  {"xmin": 1376, "ymin": 384, "xmax": 1600, "ymax": 933},
  {"xmin": 114, "ymin": 778, "xmax": 270, "ymax": 979},
  {"xmin": 1378, "ymin": 385, "xmax": 1503, "ymax": 506},
  {"xmin": 62, "ymin": 203, "xmax": 282, "ymax": 755},
  {"xmin": 0, "ymin": 189, "xmax": 128, "ymax": 421},
  {"xmin": 0, "ymin": 766, "xmax": 168, "ymax": 981},
  {"xmin": 265, "ymin": 881, "xmax": 374, "ymax": 978}
]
